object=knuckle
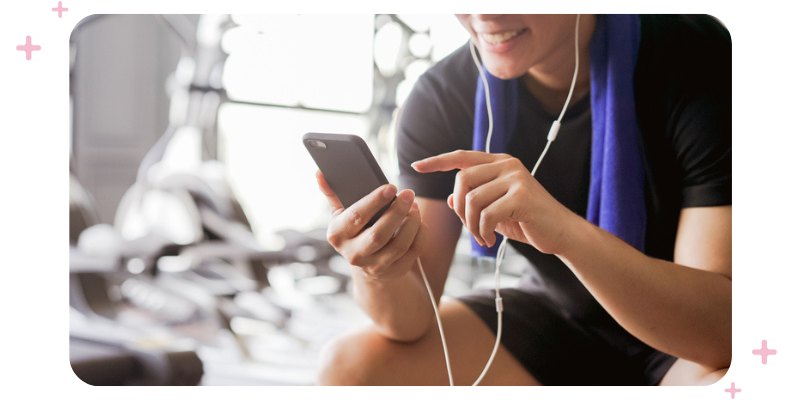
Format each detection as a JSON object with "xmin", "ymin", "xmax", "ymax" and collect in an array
[
  {"xmin": 361, "ymin": 264, "xmax": 378, "ymax": 277},
  {"xmin": 505, "ymin": 157, "xmax": 523, "ymax": 169},
  {"xmin": 365, "ymin": 229, "xmax": 386, "ymax": 249},
  {"xmin": 387, "ymin": 234, "xmax": 406, "ymax": 252},
  {"xmin": 509, "ymin": 187, "xmax": 525, "ymax": 200},
  {"xmin": 364, "ymin": 262, "xmax": 386, "ymax": 278},
  {"xmin": 455, "ymin": 169, "xmax": 469, "ymax": 183},
  {"xmin": 498, "ymin": 155, "xmax": 514, "ymax": 166},
  {"xmin": 326, "ymin": 230, "xmax": 342, "ymax": 247},
  {"xmin": 349, "ymin": 208, "xmax": 366, "ymax": 228},
  {"xmin": 480, "ymin": 209, "xmax": 491, "ymax": 225},
  {"xmin": 465, "ymin": 188, "xmax": 480, "ymax": 204},
  {"xmin": 508, "ymin": 170, "xmax": 524, "ymax": 181},
  {"xmin": 386, "ymin": 244, "xmax": 404, "ymax": 261},
  {"xmin": 348, "ymin": 252, "xmax": 365, "ymax": 266},
  {"xmin": 390, "ymin": 236, "xmax": 414, "ymax": 259},
  {"xmin": 399, "ymin": 239, "xmax": 415, "ymax": 259}
]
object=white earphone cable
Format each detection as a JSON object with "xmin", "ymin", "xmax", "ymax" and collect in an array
[
  {"xmin": 417, "ymin": 257, "xmax": 455, "ymax": 386},
  {"xmin": 558, "ymin": 14, "xmax": 582, "ymax": 124},
  {"xmin": 416, "ymin": 14, "xmax": 581, "ymax": 386}
]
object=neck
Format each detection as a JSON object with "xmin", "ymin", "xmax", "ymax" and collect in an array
[{"xmin": 524, "ymin": 15, "xmax": 596, "ymax": 114}]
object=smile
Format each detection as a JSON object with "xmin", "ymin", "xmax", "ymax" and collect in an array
[{"xmin": 480, "ymin": 29, "xmax": 525, "ymax": 45}]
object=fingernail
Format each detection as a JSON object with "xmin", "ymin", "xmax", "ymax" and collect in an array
[
  {"xmin": 383, "ymin": 185, "xmax": 397, "ymax": 198},
  {"xmin": 398, "ymin": 189, "xmax": 414, "ymax": 204}
]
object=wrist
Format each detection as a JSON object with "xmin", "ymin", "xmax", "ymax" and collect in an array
[
  {"xmin": 350, "ymin": 264, "xmax": 434, "ymax": 342},
  {"xmin": 554, "ymin": 210, "xmax": 596, "ymax": 260}
]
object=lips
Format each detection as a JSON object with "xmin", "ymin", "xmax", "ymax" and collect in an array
[
  {"xmin": 476, "ymin": 28, "xmax": 527, "ymax": 55},
  {"xmin": 480, "ymin": 29, "xmax": 524, "ymax": 45}
]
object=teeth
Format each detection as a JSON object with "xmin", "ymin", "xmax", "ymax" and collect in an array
[{"xmin": 481, "ymin": 30, "xmax": 522, "ymax": 45}]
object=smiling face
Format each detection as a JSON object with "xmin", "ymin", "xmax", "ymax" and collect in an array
[{"xmin": 456, "ymin": 14, "xmax": 579, "ymax": 80}]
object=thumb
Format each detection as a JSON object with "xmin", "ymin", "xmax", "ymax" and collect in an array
[{"xmin": 316, "ymin": 170, "xmax": 344, "ymax": 214}]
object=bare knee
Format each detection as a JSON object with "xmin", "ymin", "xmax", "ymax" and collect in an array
[
  {"xmin": 700, "ymin": 367, "xmax": 728, "ymax": 385},
  {"xmin": 316, "ymin": 331, "xmax": 364, "ymax": 385},
  {"xmin": 660, "ymin": 358, "xmax": 729, "ymax": 386},
  {"xmin": 316, "ymin": 327, "xmax": 397, "ymax": 386}
]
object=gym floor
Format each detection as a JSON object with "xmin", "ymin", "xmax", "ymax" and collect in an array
[{"xmin": 195, "ymin": 235, "xmax": 525, "ymax": 385}]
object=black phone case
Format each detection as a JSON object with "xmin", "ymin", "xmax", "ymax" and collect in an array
[{"xmin": 303, "ymin": 132, "xmax": 394, "ymax": 227}]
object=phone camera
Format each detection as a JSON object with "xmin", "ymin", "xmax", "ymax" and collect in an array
[{"xmin": 307, "ymin": 140, "xmax": 327, "ymax": 149}]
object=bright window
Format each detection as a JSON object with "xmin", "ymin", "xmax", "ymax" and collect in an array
[{"xmin": 218, "ymin": 15, "xmax": 469, "ymax": 248}]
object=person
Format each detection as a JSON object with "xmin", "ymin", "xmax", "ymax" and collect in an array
[{"xmin": 315, "ymin": 14, "xmax": 731, "ymax": 386}]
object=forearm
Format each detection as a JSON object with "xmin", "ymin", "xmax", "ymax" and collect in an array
[
  {"xmin": 412, "ymin": 151, "xmax": 733, "ymax": 368},
  {"xmin": 350, "ymin": 198, "xmax": 461, "ymax": 342},
  {"xmin": 558, "ymin": 215, "xmax": 732, "ymax": 369},
  {"xmin": 350, "ymin": 264, "xmax": 435, "ymax": 342}
]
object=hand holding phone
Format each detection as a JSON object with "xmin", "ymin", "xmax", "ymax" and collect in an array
[
  {"xmin": 305, "ymin": 133, "xmax": 425, "ymax": 280},
  {"xmin": 304, "ymin": 133, "xmax": 394, "ymax": 226}
]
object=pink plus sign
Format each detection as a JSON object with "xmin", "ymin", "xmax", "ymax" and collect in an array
[
  {"xmin": 16, "ymin": 36, "xmax": 41, "ymax": 61},
  {"xmin": 752, "ymin": 339, "xmax": 777, "ymax": 364},
  {"xmin": 52, "ymin": 2, "xmax": 68, "ymax": 18},
  {"xmin": 725, "ymin": 382, "xmax": 741, "ymax": 399}
]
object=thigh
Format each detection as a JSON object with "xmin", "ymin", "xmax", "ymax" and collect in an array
[
  {"xmin": 322, "ymin": 299, "xmax": 540, "ymax": 386},
  {"xmin": 462, "ymin": 288, "xmax": 663, "ymax": 385}
]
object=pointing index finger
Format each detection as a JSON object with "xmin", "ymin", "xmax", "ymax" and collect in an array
[{"xmin": 411, "ymin": 150, "xmax": 504, "ymax": 173}]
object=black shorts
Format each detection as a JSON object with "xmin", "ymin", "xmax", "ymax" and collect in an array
[{"xmin": 458, "ymin": 286, "xmax": 677, "ymax": 385}]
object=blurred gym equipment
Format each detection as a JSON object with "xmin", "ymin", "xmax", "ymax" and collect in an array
[
  {"xmin": 69, "ymin": 15, "xmax": 351, "ymax": 385},
  {"xmin": 69, "ymin": 14, "xmax": 524, "ymax": 386}
]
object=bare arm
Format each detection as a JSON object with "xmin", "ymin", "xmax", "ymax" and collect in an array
[
  {"xmin": 414, "ymin": 151, "xmax": 732, "ymax": 369},
  {"xmin": 558, "ymin": 205, "xmax": 731, "ymax": 369},
  {"xmin": 351, "ymin": 198, "xmax": 461, "ymax": 341},
  {"xmin": 316, "ymin": 171, "xmax": 462, "ymax": 342}
]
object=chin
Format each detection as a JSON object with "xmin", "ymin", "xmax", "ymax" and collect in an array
[{"xmin": 483, "ymin": 60, "xmax": 527, "ymax": 81}]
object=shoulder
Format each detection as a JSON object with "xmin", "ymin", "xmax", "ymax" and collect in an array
[
  {"xmin": 395, "ymin": 42, "xmax": 477, "ymax": 198},
  {"xmin": 637, "ymin": 15, "xmax": 731, "ymax": 87},
  {"xmin": 639, "ymin": 14, "xmax": 731, "ymax": 46},
  {"xmin": 634, "ymin": 15, "xmax": 731, "ymax": 131},
  {"xmin": 405, "ymin": 41, "xmax": 478, "ymax": 113},
  {"xmin": 397, "ymin": 41, "xmax": 477, "ymax": 145},
  {"xmin": 634, "ymin": 16, "xmax": 731, "ymax": 209}
]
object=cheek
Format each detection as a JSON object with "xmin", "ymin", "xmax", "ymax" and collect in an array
[{"xmin": 455, "ymin": 15, "xmax": 476, "ymax": 37}]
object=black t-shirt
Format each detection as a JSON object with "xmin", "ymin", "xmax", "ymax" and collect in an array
[{"xmin": 396, "ymin": 15, "xmax": 731, "ymax": 321}]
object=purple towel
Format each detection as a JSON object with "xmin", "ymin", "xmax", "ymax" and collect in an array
[{"xmin": 471, "ymin": 14, "xmax": 646, "ymax": 258}]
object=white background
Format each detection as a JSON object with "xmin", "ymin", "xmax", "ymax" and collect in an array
[{"xmin": 0, "ymin": 1, "xmax": 794, "ymax": 398}]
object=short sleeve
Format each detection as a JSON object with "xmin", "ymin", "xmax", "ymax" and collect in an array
[
  {"xmin": 672, "ymin": 90, "xmax": 732, "ymax": 208},
  {"xmin": 660, "ymin": 16, "xmax": 732, "ymax": 209},
  {"xmin": 396, "ymin": 72, "xmax": 473, "ymax": 200}
]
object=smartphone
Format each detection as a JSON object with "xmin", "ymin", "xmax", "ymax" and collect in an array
[{"xmin": 303, "ymin": 132, "xmax": 394, "ymax": 227}]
